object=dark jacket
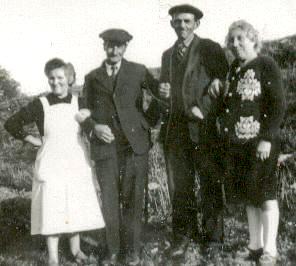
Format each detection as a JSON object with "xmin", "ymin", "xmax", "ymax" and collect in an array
[
  {"xmin": 159, "ymin": 35, "xmax": 228, "ymax": 145},
  {"xmin": 82, "ymin": 59, "xmax": 159, "ymax": 160}
]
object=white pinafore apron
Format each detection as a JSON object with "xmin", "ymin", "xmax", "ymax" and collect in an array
[{"xmin": 31, "ymin": 96, "xmax": 104, "ymax": 235}]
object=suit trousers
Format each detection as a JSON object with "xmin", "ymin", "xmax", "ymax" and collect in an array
[
  {"xmin": 165, "ymin": 141, "xmax": 224, "ymax": 243},
  {"xmin": 95, "ymin": 145, "xmax": 148, "ymax": 255}
]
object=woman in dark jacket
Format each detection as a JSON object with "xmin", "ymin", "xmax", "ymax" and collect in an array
[{"xmin": 218, "ymin": 20, "xmax": 286, "ymax": 265}]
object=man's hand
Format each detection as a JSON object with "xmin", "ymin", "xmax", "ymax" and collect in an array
[
  {"xmin": 159, "ymin": 82, "xmax": 171, "ymax": 99},
  {"xmin": 191, "ymin": 106, "xmax": 204, "ymax": 120},
  {"xmin": 24, "ymin": 135, "xmax": 42, "ymax": 147},
  {"xmin": 256, "ymin": 140, "xmax": 271, "ymax": 161},
  {"xmin": 93, "ymin": 124, "xmax": 115, "ymax": 143},
  {"xmin": 208, "ymin": 79, "xmax": 223, "ymax": 98}
]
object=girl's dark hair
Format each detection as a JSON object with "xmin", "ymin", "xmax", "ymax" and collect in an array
[{"xmin": 44, "ymin": 58, "xmax": 67, "ymax": 76}]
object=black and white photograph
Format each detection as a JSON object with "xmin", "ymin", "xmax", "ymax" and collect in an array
[{"xmin": 0, "ymin": 0, "xmax": 295, "ymax": 265}]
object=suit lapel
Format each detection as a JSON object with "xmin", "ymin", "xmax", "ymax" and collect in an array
[
  {"xmin": 182, "ymin": 35, "xmax": 201, "ymax": 88},
  {"xmin": 94, "ymin": 64, "xmax": 114, "ymax": 93},
  {"xmin": 114, "ymin": 59, "xmax": 129, "ymax": 96}
]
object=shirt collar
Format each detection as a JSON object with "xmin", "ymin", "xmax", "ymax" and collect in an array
[
  {"xmin": 47, "ymin": 93, "xmax": 72, "ymax": 104},
  {"xmin": 179, "ymin": 33, "xmax": 195, "ymax": 48},
  {"xmin": 105, "ymin": 60, "xmax": 122, "ymax": 76}
]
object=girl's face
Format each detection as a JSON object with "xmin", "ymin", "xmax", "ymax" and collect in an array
[
  {"xmin": 47, "ymin": 67, "xmax": 69, "ymax": 98},
  {"xmin": 228, "ymin": 28, "xmax": 257, "ymax": 62}
]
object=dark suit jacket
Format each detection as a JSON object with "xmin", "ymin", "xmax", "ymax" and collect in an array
[
  {"xmin": 82, "ymin": 59, "xmax": 159, "ymax": 160},
  {"xmin": 159, "ymin": 35, "xmax": 228, "ymax": 144}
]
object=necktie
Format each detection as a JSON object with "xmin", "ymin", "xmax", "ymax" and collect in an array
[
  {"xmin": 177, "ymin": 43, "xmax": 186, "ymax": 61},
  {"xmin": 111, "ymin": 65, "xmax": 117, "ymax": 80}
]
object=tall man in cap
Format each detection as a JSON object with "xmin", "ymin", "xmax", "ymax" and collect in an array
[
  {"xmin": 158, "ymin": 4, "xmax": 229, "ymax": 256},
  {"xmin": 82, "ymin": 29, "xmax": 159, "ymax": 265}
]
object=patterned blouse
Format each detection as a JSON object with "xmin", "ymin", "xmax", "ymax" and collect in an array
[{"xmin": 219, "ymin": 56, "xmax": 286, "ymax": 144}]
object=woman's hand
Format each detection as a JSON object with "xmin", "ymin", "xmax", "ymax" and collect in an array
[
  {"xmin": 24, "ymin": 135, "xmax": 42, "ymax": 147},
  {"xmin": 75, "ymin": 109, "xmax": 91, "ymax": 123},
  {"xmin": 256, "ymin": 140, "xmax": 271, "ymax": 161}
]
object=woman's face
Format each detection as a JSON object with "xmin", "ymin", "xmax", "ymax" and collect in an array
[
  {"xmin": 228, "ymin": 28, "xmax": 257, "ymax": 62},
  {"xmin": 47, "ymin": 67, "xmax": 69, "ymax": 98}
]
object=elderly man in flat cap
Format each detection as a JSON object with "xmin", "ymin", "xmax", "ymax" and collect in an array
[
  {"xmin": 158, "ymin": 4, "xmax": 229, "ymax": 256},
  {"xmin": 82, "ymin": 29, "xmax": 159, "ymax": 265}
]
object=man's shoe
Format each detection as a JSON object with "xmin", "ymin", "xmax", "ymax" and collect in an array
[
  {"xmin": 125, "ymin": 252, "xmax": 141, "ymax": 266},
  {"xmin": 101, "ymin": 253, "xmax": 119, "ymax": 266},
  {"xmin": 258, "ymin": 251, "xmax": 277, "ymax": 266},
  {"xmin": 236, "ymin": 247, "xmax": 263, "ymax": 262}
]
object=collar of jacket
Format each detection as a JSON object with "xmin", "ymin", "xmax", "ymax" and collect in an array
[
  {"xmin": 169, "ymin": 35, "xmax": 202, "ymax": 83},
  {"xmin": 93, "ymin": 59, "xmax": 130, "ymax": 93}
]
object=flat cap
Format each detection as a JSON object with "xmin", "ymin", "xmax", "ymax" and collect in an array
[
  {"xmin": 168, "ymin": 4, "xmax": 203, "ymax": 19},
  {"xmin": 99, "ymin": 29, "xmax": 133, "ymax": 43}
]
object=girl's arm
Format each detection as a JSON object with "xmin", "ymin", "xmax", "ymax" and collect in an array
[{"xmin": 4, "ymin": 98, "xmax": 43, "ymax": 144}]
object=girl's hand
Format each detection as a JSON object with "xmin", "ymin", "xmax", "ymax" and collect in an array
[
  {"xmin": 24, "ymin": 135, "xmax": 42, "ymax": 147},
  {"xmin": 75, "ymin": 109, "xmax": 91, "ymax": 123},
  {"xmin": 256, "ymin": 140, "xmax": 271, "ymax": 161}
]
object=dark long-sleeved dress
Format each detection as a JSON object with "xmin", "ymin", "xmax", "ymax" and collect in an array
[{"xmin": 219, "ymin": 56, "xmax": 286, "ymax": 206}]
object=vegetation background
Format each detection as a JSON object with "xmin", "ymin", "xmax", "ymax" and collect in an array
[{"xmin": 0, "ymin": 35, "xmax": 295, "ymax": 265}]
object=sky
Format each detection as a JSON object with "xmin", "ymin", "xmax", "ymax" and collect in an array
[{"xmin": 0, "ymin": 0, "xmax": 295, "ymax": 95}]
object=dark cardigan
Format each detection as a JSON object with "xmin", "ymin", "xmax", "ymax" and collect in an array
[{"xmin": 219, "ymin": 56, "xmax": 286, "ymax": 144}]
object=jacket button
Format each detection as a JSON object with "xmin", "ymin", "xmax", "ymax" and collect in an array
[
  {"xmin": 131, "ymin": 128, "xmax": 135, "ymax": 132},
  {"xmin": 226, "ymin": 109, "xmax": 229, "ymax": 113},
  {"xmin": 224, "ymin": 127, "xmax": 228, "ymax": 132},
  {"xmin": 228, "ymin": 92, "xmax": 232, "ymax": 97}
]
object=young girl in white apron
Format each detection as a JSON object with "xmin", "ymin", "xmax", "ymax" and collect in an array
[{"xmin": 5, "ymin": 58, "xmax": 104, "ymax": 265}]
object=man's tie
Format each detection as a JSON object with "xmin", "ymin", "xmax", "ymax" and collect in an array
[
  {"xmin": 177, "ymin": 43, "xmax": 186, "ymax": 61},
  {"xmin": 111, "ymin": 65, "xmax": 117, "ymax": 80}
]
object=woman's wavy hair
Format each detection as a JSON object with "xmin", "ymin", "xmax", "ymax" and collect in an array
[
  {"xmin": 225, "ymin": 20, "xmax": 262, "ymax": 53},
  {"xmin": 44, "ymin": 58, "xmax": 76, "ymax": 86}
]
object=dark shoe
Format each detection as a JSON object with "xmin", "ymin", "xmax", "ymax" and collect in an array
[
  {"xmin": 170, "ymin": 238, "xmax": 189, "ymax": 257},
  {"xmin": 73, "ymin": 251, "xmax": 97, "ymax": 265},
  {"xmin": 236, "ymin": 247, "xmax": 263, "ymax": 262},
  {"xmin": 101, "ymin": 253, "xmax": 119, "ymax": 266},
  {"xmin": 125, "ymin": 252, "xmax": 141, "ymax": 266},
  {"xmin": 258, "ymin": 251, "xmax": 277, "ymax": 266}
]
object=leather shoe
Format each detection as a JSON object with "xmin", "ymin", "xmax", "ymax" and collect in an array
[
  {"xmin": 236, "ymin": 247, "xmax": 263, "ymax": 262},
  {"xmin": 101, "ymin": 253, "xmax": 119, "ymax": 266}
]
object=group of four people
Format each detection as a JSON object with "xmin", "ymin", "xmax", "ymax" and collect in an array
[{"xmin": 5, "ymin": 3, "xmax": 285, "ymax": 266}]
